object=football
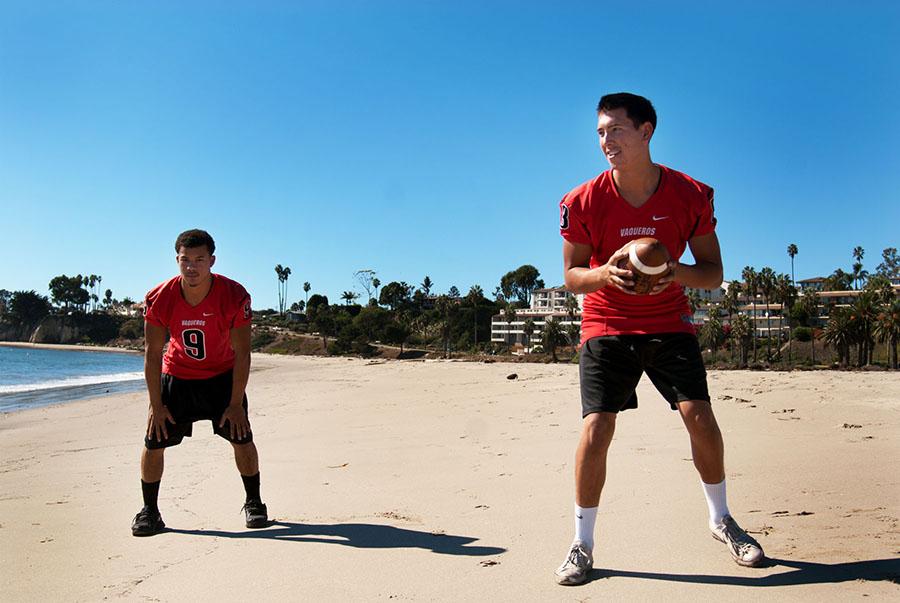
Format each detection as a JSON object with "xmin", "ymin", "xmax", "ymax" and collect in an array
[{"xmin": 618, "ymin": 237, "xmax": 671, "ymax": 294}]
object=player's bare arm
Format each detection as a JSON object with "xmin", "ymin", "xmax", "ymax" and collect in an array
[
  {"xmin": 144, "ymin": 321, "xmax": 174, "ymax": 442},
  {"xmin": 219, "ymin": 323, "xmax": 252, "ymax": 441},
  {"xmin": 667, "ymin": 231, "xmax": 724, "ymax": 291},
  {"xmin": 564, "ymin": 239, "xmax": 635, "ymax": 294}
]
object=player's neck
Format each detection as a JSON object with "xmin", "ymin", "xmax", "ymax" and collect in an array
[
  {"xmin": 180, "ymin": 275, "xmax": 214, "ymax": 306},
  {"xmin": 612, "ymin": 162, "xmax": 660, "ymax": 208}
]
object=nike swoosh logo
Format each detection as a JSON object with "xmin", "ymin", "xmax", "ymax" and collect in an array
[
  {"xmin": 203, "ymin": 312, "xmax": 214, "ymax": 317},
  {"xmin": 652, "ymin": 215, "xmax": 669, "ymax": 221},
  {"xmin": 576, "ymin": 514, "xmax": 583, "ymax": 519}
]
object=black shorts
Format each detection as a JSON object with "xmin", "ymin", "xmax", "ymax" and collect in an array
[
  {"xmin": 579, "ymin": 332, "xmax": 710, "ymax": 417},
  {"xmin": 144, "ymin": 370, "xmax": 252, "ymax": 449}
]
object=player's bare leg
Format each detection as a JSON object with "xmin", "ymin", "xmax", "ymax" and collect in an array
[
  {"xmin": 557, "ymin": 412, "xmax": 616, "ymax": 585},
  {"xmin": 232, "ymin": 441, "xmax": 268, "ymax": 528},
  {"xmin": 575, "ymin": 412, "xmax": 617, "ymax": 507},
  {"xmin": 231, "ymin": 441, "xmax": 259, "ymax": 476},
  {"xmin": 141, "ymin": 447, "xmax": 165, "ymax": 482},
  {"xmin": 678, "ymin": 400, "xmax": 764, "ymax": 566}
]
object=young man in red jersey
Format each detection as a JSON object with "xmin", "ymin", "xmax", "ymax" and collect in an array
[
  {"xmin": 554, "ymin": 93, "xmax": 763, "ymax": 585},
  {"xmin": 132, "ymin": 229, "xmax": 268, "ymax": 536}
]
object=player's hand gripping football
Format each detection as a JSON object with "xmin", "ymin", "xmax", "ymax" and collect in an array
[
  {"xmin": 647, "ymin": 260, "xmax": 678, "ymax": 295},
  {"xmin": 601, "ymin": 243, "xmax": 636, "ymax": 294},
  {"xmin": 147, "ymin": 404, "xmax": 175, "ymax": 442},
  {"xmin": 219, "ymin": 403, "xmax": 251, "ymax": 441}
]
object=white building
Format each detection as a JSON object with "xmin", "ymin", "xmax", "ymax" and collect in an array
[{"xmin": 491, "ymin": 287, "xmax": 582, "ymax": 351}]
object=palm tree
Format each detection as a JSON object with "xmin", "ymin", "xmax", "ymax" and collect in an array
[
  {"xmin": 851, "ymin": 290, "xmax": 878, "ymax": 366},
  {"xmin": 874, "ymin": 299, "xmax": 900, "ymax": 369},
  {"xmin": 742, "ymin": 266, "xmax": 759, "ymax": 361},
  {"xmin": 798, "ymin": 290, "xmax": 820, "ymax": 364},
  {"xmin": 775, "ymin": 274, "xmax": 797, "ymax": 363},
  {"xmin": 787, "ymin": 244, "xmax": 798, "ymax": 286},
  {"xmin": 824, "ymin": 307, "xmax": 854, "ymax": 367},
  {"xmin": 341, "ymin": 291, "xmax": 358, "ymax": 305},
  {"xmin": 522, "ymin": 318, "xmax": 535, "ymax": 353},
  {"xmin": 542, "ymin": 316, "xmax": 565, "ymax": 362},
  {"xmin": 731, "ymin": 314, "xmax": 753, "ymax": 367},
  {"xmin": 421, "ymin": 276, "xmax": 433, "ymax": 296},
  {"xmin": 722, "ymin": 282, "xmax": 742, "ymax": 364},
  {"xmin": 758, "ymin": 267, "xmax": 776, "ymax": 360},
  {"xmin": 699, "ymin": 314, "xmax": 724, "ymax": 363},
  {"xmin": 504, "ymin": 304, "xmax": 517, "ymax": 351},
  {"xmin": 303, "ymin": 282, "xmax": 311, "ymax": 306},
  {"xmin": 275, "ymin": 265, "xmax": 292, "ymax": 315},
  {"xmin": 372, "ymin": 278, "xmax": 381, "ymax": 304},
  {"xmin": 852, "ymin": 246, "xmax": 865, "ymax": 289},
  {"xmin": 686, "ymin": 288, "xmax": 703, "ymax": 314}
]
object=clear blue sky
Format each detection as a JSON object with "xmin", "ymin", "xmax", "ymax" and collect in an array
[{"xmin": 2, "ymin": 1, "xmax": 898, "ymax": 310}]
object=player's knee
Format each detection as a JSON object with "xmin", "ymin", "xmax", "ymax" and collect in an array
[{"xmin": 583, "ymin": 412, "xmax": 616, "ymax": 447}]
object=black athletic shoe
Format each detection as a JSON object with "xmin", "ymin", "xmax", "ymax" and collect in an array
[
  {"xmin": 131, "ymin": 506, "xmax": 165, "ymax": 537},
  {"xmin": 242, "ymin": 500, "xmax": 268, "ymax": 528}
]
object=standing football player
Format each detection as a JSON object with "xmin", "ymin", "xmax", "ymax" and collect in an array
[
  {"xmin": 554, "ymin": 93, "xmax": 763, "ymax": 584},
  {"xmin": 132, "ymin": 229, "xmax": 268, "ymax": 536}
]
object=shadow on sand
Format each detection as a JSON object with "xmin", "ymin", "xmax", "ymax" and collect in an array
[
  {"xmin": 586, "ymin": 557, "xmax": 900, "ymax": 587},
  {"xmin": 167, "ymin": 520, "xmax": 505, "ymax": 556}
]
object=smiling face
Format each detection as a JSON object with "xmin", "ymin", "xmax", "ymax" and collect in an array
[
  {"xmin": 596, "ymin": 107, "xmax": 654, "ymax": 170},
  {"xmin": 176, "ymin": 246, "xmax": 215, "ymax": 288}
]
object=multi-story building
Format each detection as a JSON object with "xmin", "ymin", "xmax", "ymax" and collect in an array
[{"xmin": 491, "ymin": 287, "xmax": 582, "ymax": 351}]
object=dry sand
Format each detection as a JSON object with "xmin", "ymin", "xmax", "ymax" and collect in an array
[{"xmin": 1, "ymin": 355, "xmax": 898, "ymax": 601}]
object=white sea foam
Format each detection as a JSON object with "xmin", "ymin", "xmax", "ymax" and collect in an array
[{"xmin": 0, "ymin": 372, "xmax": 144, "ymax": 394}]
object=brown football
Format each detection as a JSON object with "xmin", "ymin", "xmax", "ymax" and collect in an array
[{"xmin": 617, "ymin": 237, "xmax": 671, "ymax": 294}]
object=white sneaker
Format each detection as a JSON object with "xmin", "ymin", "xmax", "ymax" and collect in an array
[
  {"xmin": 711, "ymin": 515, "xmax": 765, "ymax": 567},
  {"xmin": 555, "ymin": 541, "xmax": 593, "ymax": 585}
]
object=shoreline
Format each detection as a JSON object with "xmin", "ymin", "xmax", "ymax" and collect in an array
[{"xmin": 0, "ymin": 341, "xmax": 141, "ymax": 354}]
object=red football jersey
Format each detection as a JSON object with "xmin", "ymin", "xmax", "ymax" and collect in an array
[
  {"xmin": 144, "ymin": 274, "xmax": 252, "ymax": 379},
  {"xmin": 560, "ymin": 165, "xmax": 716, "ymax": 342}
]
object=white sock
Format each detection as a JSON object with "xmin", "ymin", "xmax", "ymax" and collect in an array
[
  {"xmin": 702, "ymin": 479, "xmax": 730, "ymax": 529},
  {"xmin": 574, "ymin": 504, "xmax": 598, "ymax": 550}
]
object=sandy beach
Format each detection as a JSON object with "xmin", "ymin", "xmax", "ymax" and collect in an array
[{"xmin": 1, "ymin": 355, "xmax": 898, "ymax": 601}]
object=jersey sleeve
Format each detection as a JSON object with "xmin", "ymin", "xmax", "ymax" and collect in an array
[
  {"xmin": 230, "ymin": 287, "xmax": 252, "ymax": 329},
  {"xmin": 143, "ymin": 286, "xmax": 167, "ymax": 328},
  {"xmin": 559, "ymin": 190, "xmax": 592, "ymax": 246},
  {"xmin": 689, "ymin": 185, "xmax": 717, "ymax": 239}
]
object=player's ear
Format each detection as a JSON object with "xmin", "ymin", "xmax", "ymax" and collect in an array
[
  {"xmin": 641, "ymin": 122, "xmax": 654, "ymax": 142},
  {"xmin": 210, "ymin": 255, "xmax": 216, "ymax": 268}
]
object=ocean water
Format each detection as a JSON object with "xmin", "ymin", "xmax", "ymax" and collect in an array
[{"xmin": 0, "ymin": 346, "xmax": 145, "ymax": 412}]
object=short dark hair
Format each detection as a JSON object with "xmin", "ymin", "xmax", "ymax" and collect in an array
[
  {"xmin": 597, "ymin": 93, "xmax": 657, "ymax": 131},
  {"xmin": 175, "ymin": 229, "xmax": 216, "ymax": 255}
]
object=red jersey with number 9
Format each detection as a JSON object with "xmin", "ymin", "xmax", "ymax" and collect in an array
[{"xmin": 144, "ymin": 274, "xmax": 252, "ymax": 379}]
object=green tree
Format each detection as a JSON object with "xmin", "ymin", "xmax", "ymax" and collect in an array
[
  {"xmin": 275, "ymin": 264, "xmax": 292, "ymax": 315},
  {"xmin": 311, "ymin": 306, "xmax": 337, "ymax": 352},
  {"xmin": 852, "ymin": 246, "xmax": 866, "ymax": 290},
  {"xmin": 500, "ymin": 265, "xmax": 543, "ymax": 305},
  {"xmin": 699, "ymin": 314, "xmax": 724, "ymax": 362},
  {"xmin": 730, "ymin": 313, "xmax": 753, "ymax": 367},
  {"xmin": 541, "ymin": 316, "xmax": 566, "ymax": 362},
  {"xmin": 448, "ymin": 285, "xmax": 461, "ymax": 299},
  {"xmin": 824, "ymin": 307, "xmax": 854, "ymax": 367},
  {"xmin": 824, "ymin": 268, "xmax": 853, "ymax": 291},
  {"xmin": 372, "ymin": 278, "xmax": 381, "ymax": 303},
  {"xmin": 522, "ymin": 318, "xmax": 535, "ymax": 353},
  {"xmin": 875, "ymin": 247, "xmax": 899, "ymax": 280},
  {"xmin": 504, "ymin": 304, "xmax": 517, "ymax": 351},
  {"xmin": 421, "ymin": 276, "xmax": 433, "ymax": 296},
  {"xmin": 8, "ymin": 290, "xmax": 53, "ymax": 330},
  {"xmin": 775, "ymin": 273, "xmax": 797, "ymax": 362},
  {"xmin": 874, "ymin": 299, "xmax": 900, "ymax": 369},
  {"xmin": 850, "ymin": 290, "xmax": 878, "ymax": 366},
  {"xmin": 722, "ymin": 282, "xmax": 742, "ymax": 364},
  {"xmin": 306, "ymin": 294, "xmax": 329, "ymax": 321},
  {"xmin": 354, "ymin": 269, "xmax": 377, "ymax": 304},
  {"xmin": 104, "ymin": 289, "xmax": 113, "ymax": 308},
  {"xmin": 379, "ymin": 281, "xmax": 412, "ymax": 311},
  {"xmin": 49, "ymin": 274, "xmax": 90, "ymax": 310},
  {"xmin": 741, "ymin": 266, "xmax": 759, "ymax": 361},
  {"xmin": 758, "ymin": 267, "xmax": 776, "ymax": 359},
  {"xmin": 303, "ymin": 281, "xmax": 311, "ymax": 306},
  {"xmin": 341, "ymin": 291, "xmax": 359, "ymax": 305},
  {"xmin": 787, "ymin": 243, "xmax": 798, "ymax": 285}
]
